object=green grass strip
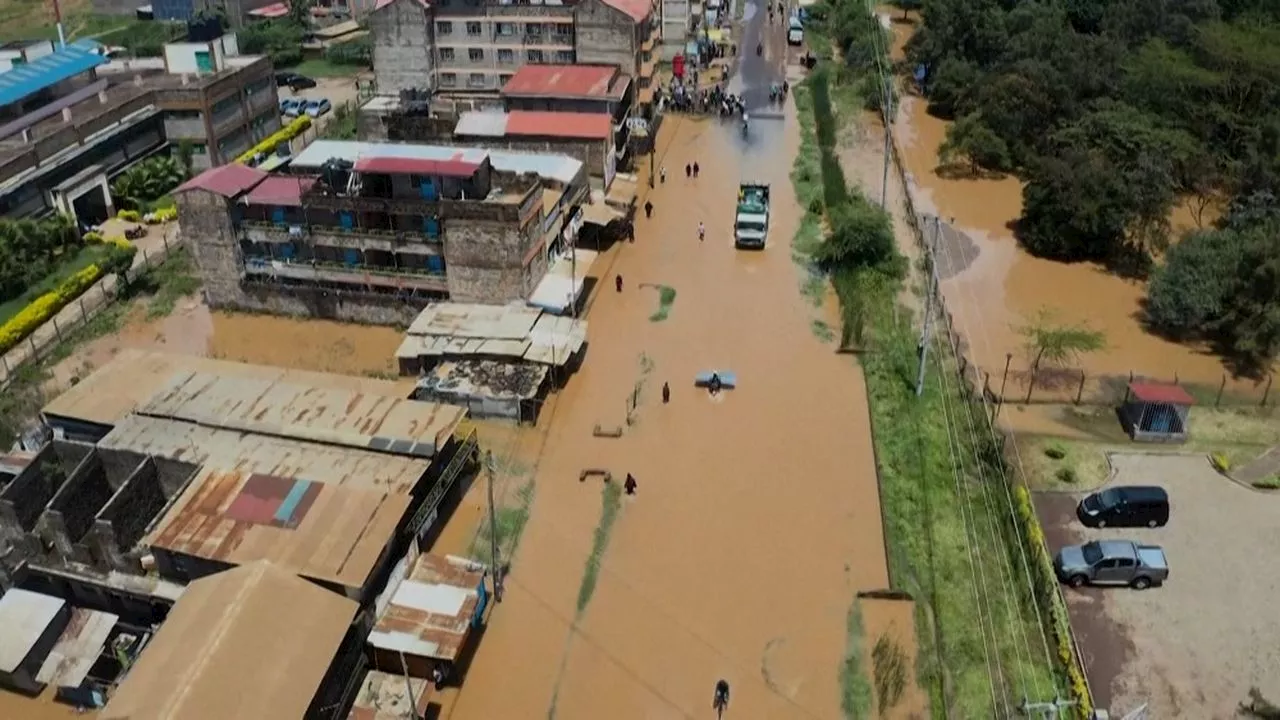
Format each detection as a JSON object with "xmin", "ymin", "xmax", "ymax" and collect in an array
[
  {"xmin": 575, "ymin": 481, "xmax": 623, "ymax": 616},
  {"xmin": 649, "ymin": 285, "xmax": 677, "ymax": 322}
]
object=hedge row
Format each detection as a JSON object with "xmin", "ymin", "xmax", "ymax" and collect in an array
[
  {"xmin": 1014, "ymin": 485, "xmax": 1094, "ymax": 719},
  {"xmin": 237, "ymin": 116, "xmax": 313, "ymax": 165},
  {"xmin": 0, "ymin": 264, "xmax": 103, "ymax": 354},
  {"xmin": 809, "ymin": 66, "xmax": 851, "ymax": 209}
]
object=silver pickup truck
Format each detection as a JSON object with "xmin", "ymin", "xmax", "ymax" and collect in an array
[{"xmin": 1054, "ymin": 540, "xmax": 1169, "ymax": 590}]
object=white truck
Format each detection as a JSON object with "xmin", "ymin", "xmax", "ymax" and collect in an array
[{"xmin": 734, "ymin": 183, "xmax": 770, "ymax": 249}]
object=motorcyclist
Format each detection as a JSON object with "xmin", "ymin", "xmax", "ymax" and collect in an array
[{"xmin": 714, "ymin": 679, "xmax": 731, "ymax": 708}]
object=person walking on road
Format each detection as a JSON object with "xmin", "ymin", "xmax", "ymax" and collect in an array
[
  {"xmin": 662, "ymin": 381, "xmax": 670, "ymax": 404},
  {"xmin": 645, "ymin": 200, "xmax": 654, "ymax": 218},
  {"xmin": 661, "ymin": 166, "xmax": 667, "ymax": 183},
  {"xmin": 698, "ymin": 221, "xmax": 705, "ymax": 242},
  {"xmin": 616, "ymin": 274, "xmax": 623, "ymax": 292}
]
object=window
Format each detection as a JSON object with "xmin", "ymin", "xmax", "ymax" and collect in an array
[
  {"xmin": 190, "ymin": 143, "xmax": 208, "ymax": 155},
  {"xmin": 212, "ymin": 96, "xmax": 239, "ymax": 116},
  {"xmin": 555, "ymin": 22, "xmax": 572, "ymax": 35},
  {"xmin": 554, "ymin": 50, "xmax": 573, "ymax": 63},
  {"xmin": 526, "ymin": 49, "xmax": 544, "ymax": 63},
  {"xmin": 499, "ymin": 73, "xmax": 513, "ymax": 85},
  {"xmin": 526, "ymin": 23, "xmax": 543, "ymax": 35},
  {"xmin": 244, "ymin": 78, "xmax": 271, "ymax": 97},
  {"xmin": 437, "ymin": 21, "xmax": 453, "ymax": 34},
  {"xmin": 466, "ymin": 21, "xmax": 482, "ymax": 35},
  {"xmin": 469, "ymin": 48, "xmax": 484, "ymax": 61},
  {"xmin": 440, "ymin": 72, "xmax": 457, "ymax": 87},
  {"xmin": 440, "ymin": 47, "xmax": 455, "ymax": 61},
  {"xmin": 498, "ymin": 49, "xmax": 514, "ymax": 64},
  {"xmin": 468, "ymin": 72, "xmax": 486, "ymax": 87},
  {"xmin": 496, "ymin": 22, "xmax": 515, "ymax": 35}
]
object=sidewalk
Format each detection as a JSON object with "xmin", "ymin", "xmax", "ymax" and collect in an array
[{"xmin": 0, "ymin": 227, "xmax": 179, "ymax": 388}]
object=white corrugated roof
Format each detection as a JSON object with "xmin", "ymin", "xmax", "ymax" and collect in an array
[
  {"xmin": 454, "ymin": 110, "xmax": 510, "ymax": 137},
  {"xmin": 0, "ymin": 589, "xmax": 66, "ymax": 673},
  {"xmin": 290, "ymin": 140, "xmax": 583, "ymax": 185}
]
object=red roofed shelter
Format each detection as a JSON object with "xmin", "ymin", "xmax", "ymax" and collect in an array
[{"xmin": 1121, "ymin": 382, "xmax": 1195, "ymax": 443}]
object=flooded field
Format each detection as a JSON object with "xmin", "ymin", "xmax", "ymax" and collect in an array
[
  {"xmin": 47, "ymin": 297, "xmax": 403, "ymax": 396},
  {"xmin": 881, "ymin": 13, "xmax": 1261, "ymax": 396},
  {"xmin": 431, "ymin": 60, "xmax": 899, "ymax": 720}
]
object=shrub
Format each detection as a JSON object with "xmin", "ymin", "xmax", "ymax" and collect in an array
[
  {"xmin": 1252, "ymin": 475, "xmax": 1280, "ymax": 490},
  {"xmin": 1014, "ymin": 485, "xmax": 1093, "ymax": 719},
  {"xmin": 144, "ymin": 206, "xmax": 178, "ymax": 224},
  {"xmin": 237, "ymin": 116, "xmax": 313, "ymax": 165},
  {"xmin": 82, "ymin": 231, "xmax": 104, "ymax": 245},
  {"xmin": 1044, "ymin": 443, "xmax": 1067, "ymax": 460},
  {"xmin": 0, "ymin": 264, "xmax": 103, "ymax": 353},
  {"xmin": 1210, "ymin": 452, "xmax": 1231, "ymax": 474},
  {"xmin": 1055, "ymin": 467, "xmax": 1078, "ymax": 484},
  {"xmin": 117, "ymin": 209, "xmax": 142, "ymax": 222}
]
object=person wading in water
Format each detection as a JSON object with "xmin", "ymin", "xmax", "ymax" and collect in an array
[
  {"xmin": 645, "ymin": 200, "xmax": 654, "ymax": 218},
  {"xmin": 662, "ymin": 381, "xmax": 670, "ymax": 404}
]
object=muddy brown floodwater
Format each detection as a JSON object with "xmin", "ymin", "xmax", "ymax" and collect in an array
[
  {"xmin": 882, "ymin": 13, "xmax": 1253, "ymax": 391},
  {"xmin": 432, "ymin": 77, "xmax": 897, "ymax": 720}
]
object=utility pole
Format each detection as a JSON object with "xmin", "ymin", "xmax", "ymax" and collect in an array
[
  {"xmin": 485, "ymin": 451, "xmax": 503, "ymax": 602},
  {"xmin": 914, "ymin": 215, "xmax": 941, "ymax": 397},
  {"xmin": 52, "ymin": 0, "xmax": 66, "ymax": 49},
  {"xmin": 880, "ymin": 74, "xmax": 893, "ymax": 209},
  {"xmin": 1020, "ymin": 697, "xmax": 1080, "ymax": 719},
  {"xmin": 399, "ymin": 652, "xmax": 421, "ymax": 720}
]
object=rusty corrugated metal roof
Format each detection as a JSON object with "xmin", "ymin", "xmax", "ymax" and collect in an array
[
  {"xmin": 137, "ymin": 370, "xmax": 465, "ymax": 459},
  {"xmin": 101, "ymin": 561, "xmax": 356, "ymax": 720},
  {"xmin": 367, "ymin": 555, "xmax": 485, "ymax": 663},
  {"xmin": 144, "ymin": 465, "xmax": 412, "ymax": 590}
]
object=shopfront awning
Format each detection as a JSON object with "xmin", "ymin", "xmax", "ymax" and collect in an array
[
  {"xmin": 582, "ymin": 201, "xmax": 624, "ymax": 225},
  {"xmin": 528, "ymin": 249, "xmax": 599, "ymax": 314}
]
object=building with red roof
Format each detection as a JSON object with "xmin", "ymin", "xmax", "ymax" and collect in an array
[
  {"xmin": 366, "ymin": 0, "xmax": 659, "ymax": 111},
  {"xmin": 452, "ymin": 109, "xmax": 620, "ymax": 189},
  {"xmin": 174, "ymin": 139, "xmax": 609, "ymax": 320}
]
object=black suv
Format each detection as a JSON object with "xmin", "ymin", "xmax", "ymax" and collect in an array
[
  {"xmin": 274, "ymin": 72, "xmax": 317, "ymax": 91},
  {"xmin": 1076, "ymin": 485, "xmax": 1170, "ymax": 528}
]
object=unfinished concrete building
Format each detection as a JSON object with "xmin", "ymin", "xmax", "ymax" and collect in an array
[{"xmin": 176, "ymin": 141, "xmax": 594, "ymax": 323}]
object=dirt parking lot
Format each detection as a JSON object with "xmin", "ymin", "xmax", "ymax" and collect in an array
[{"xmin": 1036, "ymin": 453, "xmax": 1280, "ymax": 719}]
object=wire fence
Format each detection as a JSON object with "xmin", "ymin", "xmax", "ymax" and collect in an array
[
  {"xmin": 985, "ymin": 359, "xmax": 1275, "ymax": 409},
  {"xmin": 879, "ymin": 83, "xmax": 1098, "ymax": 715},
  {"xmin": 0, "ymin": 230, "xmax": 179, "ymax": 389}
]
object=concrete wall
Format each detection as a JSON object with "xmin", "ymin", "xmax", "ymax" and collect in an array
[
  {"xmin": 372, "ymin": 0, "xmax": 436, "ymax": 97},
  {"xmin": 91, "ymin": 457, "xmax": 168, "ymax": 572},
  {"xmin": 575, "ymin": 0, "xmax": 641, "ymax": 76},
  {"xmin": 178, "ymin": 187, "xmax": 244, "ymax": 308}
]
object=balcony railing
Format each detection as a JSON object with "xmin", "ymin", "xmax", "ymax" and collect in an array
[
  {"xmin": 301, "ymin": 187, "xmax": 530, "ymax": 223},
  {"xmin": 243, "ymin": 256, "xmax": 449, "ymax": 293},
  {"xmin": 241, "ymin": 221, "xmax": 446, "ymax": 251}
]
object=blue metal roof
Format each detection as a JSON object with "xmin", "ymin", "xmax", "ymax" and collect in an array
[{"xmin": 0, "ymin": 40, "xmax": 106, "ymax": 109}]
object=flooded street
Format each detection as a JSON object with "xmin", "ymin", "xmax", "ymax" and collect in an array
[
  {"xmin": 881, "ymin": 12, "xmax": 1255, "ymax": 394},
  {"xmin": 432, "ymin": 11, "xmax": 894, "ymax": 719}
]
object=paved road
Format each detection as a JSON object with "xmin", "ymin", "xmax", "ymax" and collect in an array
[{"xmin": 729, "ymin": 0, "xmax": 790, "ymax": 111}]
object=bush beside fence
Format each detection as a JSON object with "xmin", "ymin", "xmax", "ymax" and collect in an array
[{"xmin": 0, "ymin": 264, "xmax": 103, "ymax": 354}]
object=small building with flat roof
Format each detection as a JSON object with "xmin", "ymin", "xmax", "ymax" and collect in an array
[
  {"xmin": 0, "ymin": 589, "xmax": 70, "ymax": 696},
  {"xmin": 367, "ymin": 553, "xmax": 487, "ymax": 680},
  {"xmin": 100, "ymin": 560, "xmax": 365, "ymax": 720}
]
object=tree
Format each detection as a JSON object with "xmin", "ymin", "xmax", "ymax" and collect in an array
[
  {"xmin": 1018, "ymin": 309, "xmax": 1106, "ymax": 372},
  {"xmin": 938, "ymin": 112, "xmax": 1009, "ymax": 175},
  {"xmin": 175, "ymin": 140, "xmax": 195, "ymax": 177},
  {"xmin": 111, "ymin": 156, "xmax": 186, "ymax": 211},
  {"xmin": 813, "ymin": 196, "xmax": 903, "ymax": 277},
  {"xmin": 102, "ymin": 243, "xmax": 138, "ymax": 293},
  {"xmin": 1145, "ymin": 228, "xmax": 1244, "ymax": 337},
  {"xmin": 1018, "ymin": 149, "xmax": 1135, "ymax": 260}
]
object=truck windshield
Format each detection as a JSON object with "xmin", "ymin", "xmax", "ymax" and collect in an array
[
  {"xmin": 1082, "ymin": 542, "xmax": 1104, "ymax": 565},
  {"xmin": 737, "ymin": 220, "xmax": 765, "ymax": 233}
]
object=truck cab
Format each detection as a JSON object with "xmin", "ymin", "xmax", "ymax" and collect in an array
[{"xmin": 735, "ymin": 184, "xmax": 770, "ymax": 249}]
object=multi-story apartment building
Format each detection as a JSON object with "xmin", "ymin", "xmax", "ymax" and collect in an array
[
  {"xmin": 0, "ymin": 34, "xmax": 278, "ymax": 225},
  {"xmin": 369, "ymin": 0, "xmax": 660, "ymax": 112},
  {"xmin": 175, "ymin": 141, "xmax": 593, "ymax": 323}
]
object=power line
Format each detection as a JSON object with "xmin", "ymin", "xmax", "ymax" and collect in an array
[{"xmin": 928, "ymin": 218, "xmax": 1066, "ymax": 708}]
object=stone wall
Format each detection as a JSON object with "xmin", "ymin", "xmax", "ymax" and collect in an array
[
  {"xmin": 371, "ymin": 0, "xmax": 435, "ymax": 97},
  {"xmin": 92, "ymin": 457, "xmax": 167, "ymax": 567},
  {"xmin": 178, "ymin": 188, "xmax": 243, "ymax": 309},
  {"xmin": 444, "ymin": 219, "xmax": 537, "ymax": 302}
]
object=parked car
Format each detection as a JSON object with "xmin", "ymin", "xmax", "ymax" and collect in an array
[
  {"xmin": 1077, "ymin": 485, "xmax": 1169, "ymax": 528},
  {"xmin": 1054, "ymin": 540, "xmax": 1169, "ymax": 589},
  {"xmin": 274, "ymin": 71, "xmax": 318, "ymax": 92},
  {"xmin": 304, "ymin": 98, "xmax": 332, "ymax": 118},
  {"xmin": 280, "ymin": 98, "xmax": 305, "ymax": 117}
]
